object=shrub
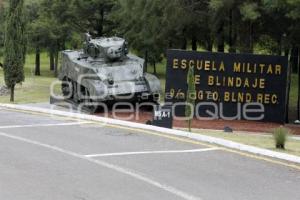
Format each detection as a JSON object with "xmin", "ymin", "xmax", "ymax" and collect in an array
[{"xmin": 273, "ymin": 127, "xmax": 289, "ymax": 150}]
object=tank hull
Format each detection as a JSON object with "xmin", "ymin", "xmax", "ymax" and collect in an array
[{"xmin": 59, "ymin": 50, "xmax": 161, "ymax": 103}]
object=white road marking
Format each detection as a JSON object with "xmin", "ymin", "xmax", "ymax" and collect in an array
[
  {"xmin": 0, "ymin": 122, "xmax": 92, "ymax": 129},
  {"xmin": 0, "ymin": 131, "xmax": 202, "ymax": 200},
  {"xmin": 85, "ymin": 148, "xmax": 220, "ymax": 158}
]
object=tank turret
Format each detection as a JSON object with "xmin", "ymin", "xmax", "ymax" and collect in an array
[{"xmin": 83, "ymin": 33, "xmax": 129, "ymax": 61}]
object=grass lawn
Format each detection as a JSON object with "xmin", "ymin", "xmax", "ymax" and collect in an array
[
  {"xmin": 0, "ymin": 52, "xmax": 57, "ymax": 104},
  {"xmin": 179, "ymin": 128, "xmax": 300, "ymax": 157}
]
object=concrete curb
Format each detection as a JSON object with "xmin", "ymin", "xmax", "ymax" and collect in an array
[{"xmin": 1, "ymin": 103, "xmax": 300, "ymax": 165}]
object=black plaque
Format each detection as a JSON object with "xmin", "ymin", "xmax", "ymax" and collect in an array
[
  {"xmin": 152, "ymin": 105, "xmax": 173, "ymax": 128},
  {"xmin": 165, "ymin": 49, "xmax": 288, "ymax": 123}
]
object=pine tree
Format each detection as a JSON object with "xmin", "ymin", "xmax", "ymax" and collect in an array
[
  {"xmin": 185, "ymin": 66, "xmax": 196, "ymax": 132},
  {"xmin": 0, "ymin": 1, "xmax": 5, "ymax": 57},
  {"xmin": 3, "ymin": 0, "xmax": 26, "ymax": 102}
]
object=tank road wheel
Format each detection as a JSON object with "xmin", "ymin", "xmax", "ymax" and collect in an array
[
  {"xmin": 61, "ymin": 78, "xmax": 73, "ymax": 99},
  {"xmin": 82, "ymin": 87, "xmax": 98, "ymax": 113}
]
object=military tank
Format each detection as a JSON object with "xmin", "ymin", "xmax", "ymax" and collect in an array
[{"xmin": 58, "ymin": 33, "xmax": 161, "ymax": 110}]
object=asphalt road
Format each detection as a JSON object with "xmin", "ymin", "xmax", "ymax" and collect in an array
[{"xmin": 0, "ymin": 108, "xmax": 300, "ymax": 200}]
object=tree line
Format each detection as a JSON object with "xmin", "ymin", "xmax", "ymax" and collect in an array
[{"xmin": 0, "ymin": 0, "xmax": 300, "ymax": 74}]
